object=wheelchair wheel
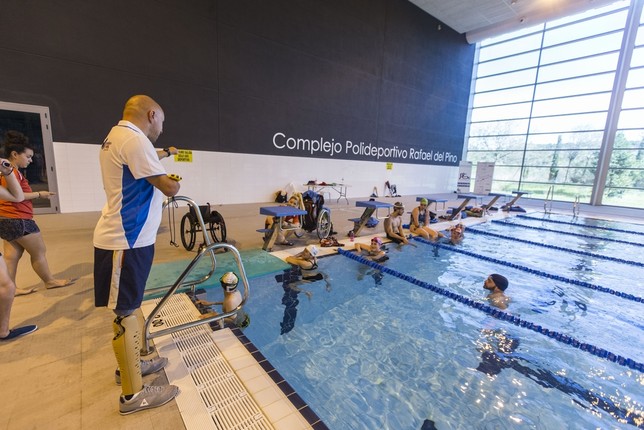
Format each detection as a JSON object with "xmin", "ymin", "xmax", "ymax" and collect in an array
[
  {"xmin": 180, "ymin": 213, "xmax": 197, "ymax": 251},
  {"xmin": 316, "ymin": 208, "xmax": 332, "ymax": 239},
  {"xmin": 208, "ymin": 211, "xmax": 227, "ymax": 243}
]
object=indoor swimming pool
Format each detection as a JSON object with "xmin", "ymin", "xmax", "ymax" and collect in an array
[{"xmin": 208, "ymin": 212, "xmax": 644, "ymax": 429}]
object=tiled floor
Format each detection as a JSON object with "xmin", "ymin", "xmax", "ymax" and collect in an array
[{"xmin": 1, "ymin": 194, "xmax": 641, "ymax": 429}]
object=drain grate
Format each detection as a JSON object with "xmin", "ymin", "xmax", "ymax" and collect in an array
[{"xmin": 143, "ymin": 294, "xmax": 274, "ymax": 430}]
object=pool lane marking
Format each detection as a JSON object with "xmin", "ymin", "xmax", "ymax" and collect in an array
[
  {"xmin": 466, "ymin": 226, "xmax": 643, "ymax": 267},
  {"xmin": 336, "ymin": 247, "xmax": 644, "ymax": 374}
]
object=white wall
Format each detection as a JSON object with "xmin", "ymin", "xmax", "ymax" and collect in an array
[{"xmin": 53, "ymin": 142, "xmax": 459, "ymax": 213}]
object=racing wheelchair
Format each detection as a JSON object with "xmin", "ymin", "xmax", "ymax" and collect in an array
[
  {"xmin": 180, "ymin": 203, "xmax": 227, "ymax": 251},
  {"xmin": 295, "ymin": 190, "xmax": 333, "ymax": 239}
]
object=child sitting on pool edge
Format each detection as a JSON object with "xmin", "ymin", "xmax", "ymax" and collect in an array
[{"xmin": 354, "ymin": 237, "xmax": 389, "ymax": 262}]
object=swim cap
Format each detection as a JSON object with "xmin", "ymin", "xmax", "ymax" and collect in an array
[
  {"xmin": 490, "ymin": 274, "xmax": 509, "ymax": 291},
  {"xmin": 306, "ymin": 245, "xmax": 319, "ymax": 257},
  {"xmin": 371, "ymin": 237, "xmax": 383, "ymax": 245},
  {"xmin": 394, "ymin": 202, "xmax": 404, "ymax": 210},
  {"xmin": 420, "ymin": 198, "xmax": 428, "ymax": 205},
  {"xmin": 220, "ymin": 272, "xmax": 239, "ymax": 292}
]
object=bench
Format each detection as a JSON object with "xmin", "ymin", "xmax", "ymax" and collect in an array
[
  {"xmin": 259, "ymin": 206, "xmax": 307, "ymax": 251},
  {"xmin": 350, "ymin": 200, "xmax": 393, "ymax": 236}
]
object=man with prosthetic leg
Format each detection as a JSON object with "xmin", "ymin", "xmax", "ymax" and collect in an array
[{"xmin": 93, "ymin": 95, "xmax": 181, "ymax": 415}]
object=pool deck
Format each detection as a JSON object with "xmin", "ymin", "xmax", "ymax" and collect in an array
[{"xmin": 2, "ymin": 194, "xmax": 642, "ymax": 429}]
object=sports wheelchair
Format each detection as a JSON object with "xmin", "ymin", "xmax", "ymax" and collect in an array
[
  {"xmin": 180, "ymin": 203, "xmax": 227, "ymax": 251},
  {"xmin": 294, "ymin": 190, "xmax": 333, "ymax": 239}
]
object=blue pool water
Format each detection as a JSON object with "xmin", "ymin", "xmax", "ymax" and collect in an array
[{"xmin": 211, "ymin": 213, "xmax": 644, "ymax": 429}]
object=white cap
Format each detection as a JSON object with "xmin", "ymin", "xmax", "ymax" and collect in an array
[
  {"xmin": 306, "ymin": 245, "xmax": 319, "ymax": 257},
  {"xmin": 220, "ymin": 272, "xmax": 239, "ymax": 292}
]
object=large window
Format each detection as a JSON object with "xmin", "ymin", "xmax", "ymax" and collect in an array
[{"xmin": 466, "ymin": 0, "xmax": 644, "ymax": 209}]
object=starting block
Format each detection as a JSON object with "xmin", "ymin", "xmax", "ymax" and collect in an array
[
  {"xmin": 259, "ymin": 205, "xmax": 306, "ymax": 251},
  {"xmin": 349, "ymin": 200, "xmax": 392, "ymax": 236}
]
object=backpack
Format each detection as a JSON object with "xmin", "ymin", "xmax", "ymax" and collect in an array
[{"xmin": 275, "ymin": 190, "xmax": 288, "ymax": 203}]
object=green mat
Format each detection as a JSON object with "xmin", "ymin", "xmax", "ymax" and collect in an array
[{"xmin": 144, "ymin": 249, "xmax": 288, "ymax": 299}]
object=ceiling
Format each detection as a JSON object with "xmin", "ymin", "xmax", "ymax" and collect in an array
[{"xmin": 408, "ymin": 0, "xmax": 622, "ymax": 43}]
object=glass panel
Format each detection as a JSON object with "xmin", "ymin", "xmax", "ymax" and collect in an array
[
  {"xmin": 616, "ymin": 108, "xmax": 644, "ymax": 128},
  {"xmin": 474, "ymin": 69, "xmax": 537, "ymax": 92},
  {"xmin": 531, "ymin": 93, "xmax": 611, "ymax": 116},
  {"xmin": 608, "ymin": 148, "xmax": 644, "ymax": 168},
  {"xmin": 489, "ymin": 165, "xmax": 522, "ymax": 182},
  {"xmin": 543, "ymin": 11, "xmax": 627, "ymax": 47},
  {"xmin": 467, "ymin": 136, "xmax": 527, "ymax": 151},
  {"xmin": 529, "ymin": 112, "xmax": 608, "ymax": 134},
  {"xmin": 538, "ymin": 52, "xmax": 619, "ymax": 82},
  {"xmin": 534, "ymin": 74, "xmax": 616, "ymax": 99},
  {"xmin": 614, "ymin": 129, "xmax": 644, "ymax": 148},
  {"xmin": 526, "ymin": 131, "xmax": 604, "ymax": 148},
  {"xmin": 478, "ymin": 33, "xmax": 544, "ymax": 62},
  {"xmin": 621, "ymin": 87, "xmax": 644, "ymax": 107},
  {"xmin": 602, "ymin": 187, "xmax": 644, "ymax": 208},
  {"xmin": 481, "ymin": 25, "xmax": 544, "ymax": 46},
  {"xmin": 477, "ymin": 51, "xmax": 541, "ymax": 77},
  {"xmin": 469, "ymin": 118, "xmax": 530, "ymax": 136},
  {"xmin": 470, "ymin": 103, "xmax": 532, "ymax": 122},
  {"xmin": 541, "ymin": 33, "xmax": 624, "ymax": 64},
  {"xmin": 472, "ymin": 86, "xmax": 535, "ymax": 107},
  {"xmin": 624, "ymin": 66, "xmax": 644, "ymax": 87},
  {"xmin": 548, "ymin": 2, "xmax": 629, "ymax": 28},
  {"xmin": 628, "ymin": 47, "xmax": 644, "ymax": 67}
]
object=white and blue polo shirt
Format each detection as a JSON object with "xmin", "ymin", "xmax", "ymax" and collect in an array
[{"xmin": 93, "ymin": 120, "xmax": 167, "ymax": 250}]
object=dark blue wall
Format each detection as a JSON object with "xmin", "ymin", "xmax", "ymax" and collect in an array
[{"xmin": 0, "ymin": 0, "xmax": 474, "ymax": 166}]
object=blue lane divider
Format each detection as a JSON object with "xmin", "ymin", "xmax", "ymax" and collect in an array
[
  {"xmin": 517, "ymin": 214, "xmax": 644, "ymax": 236},
  {"xmin": 491, "ymin": 219, "xmax": 644, "ymax": 248},
  {"xmin": 466, "ymin": 226, "xmax": 644, "ymax": 267},
  {"xmin": 412, "ymin": 237, "xmax": 643, "ymax": 304},
  {"xmin": 337, "ymin": 248, "xmax": 644, "ymax": 373}
]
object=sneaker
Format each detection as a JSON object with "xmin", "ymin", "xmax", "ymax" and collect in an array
[
  {"xmin": 0, "ymin": 324, "xmax": 38, "ymax": 341},
  {"xmin": 119, "ymin": 384, "xmax": 179, "ymax": 415},
  {"xmin": 115, "ymin": 357, "xmax": 168, "ymax": 385}
]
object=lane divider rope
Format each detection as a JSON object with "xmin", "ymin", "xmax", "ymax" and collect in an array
[
  {"xmin": 336, "ymin": 247, "xmax": 643, "ymax": 373},
  {"xmin": 517, "ymin": 214, "xmax": 644, "ymax": 236},
  {"xmin": 412, "ymin": 236, "xmax": 643, "ymax": 304},
  {"xmin": 466, "ymin": 226, "xmax": 643, "ymax": 267},
  {"xmin": 490, "ymin": 219, "xmax": 644, "ymax": 248}
]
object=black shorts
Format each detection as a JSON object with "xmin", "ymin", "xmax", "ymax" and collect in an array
[
  {"xmin": 387, "ymin": 234, "xmax": 405, "ymax": 244},
  {"xmin": 94, "ymin": 245, "xmax": 155, "ymax": 311},
  {"xmin": 0, "ymin": 218, "xmax": 40, "ymax": 242}
]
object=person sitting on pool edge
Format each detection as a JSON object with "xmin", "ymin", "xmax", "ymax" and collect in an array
[
  {"xmin": 409, "ymin": 198, "xmax": 444, "ymax": 240},
  {"xmin": 354, "ymin": 237, "xmax": 388, "ymax": 262},
  {"xmin": 384, "ymin": 202, "xmax": 409, "ymax": 245},
  {"xmin": 286, "ymin": 245, "xmax": 319, "ymax": 270},
  {"xmin": 483, "ymin": 273, "xmax": 510, "ymax": 310}
]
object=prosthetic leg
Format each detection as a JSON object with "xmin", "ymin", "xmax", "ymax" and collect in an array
[{"xmin": 113, "ymin": 314, "xmax": 143, "ymax": 396}]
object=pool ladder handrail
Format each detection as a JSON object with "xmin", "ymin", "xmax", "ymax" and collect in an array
[
  {"xmin": 544, "ymin": 185, "xmax": 554, "ymax": 214},
  {"xmin": 141, "ymin": 196, "xmax": 250, "ymax": 355},
  {"xmin": 573, "ymin": 195, "xmax": 580, "ymax": 217}
]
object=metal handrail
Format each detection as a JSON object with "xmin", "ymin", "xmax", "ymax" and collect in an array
[
  {"xmin": 142, "ymin": 196, "xmax": 250, "ymax": 354},
  {"xmin": 544, "ymin": 185, "xmax": 554, "ymax": 214}
]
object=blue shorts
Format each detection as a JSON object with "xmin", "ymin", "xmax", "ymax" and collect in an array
[
  {"xmin": 94, "ymin": 245, "xmax": 155, "ymax": 311},
  {"xmin": 0, "ymin": 218, "xmax": 40, "ymax": 242}
]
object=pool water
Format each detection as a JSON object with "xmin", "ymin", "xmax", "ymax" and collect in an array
[{"xmin": 210, "ymin": 213, "xmax": 644, "ymax": 429}]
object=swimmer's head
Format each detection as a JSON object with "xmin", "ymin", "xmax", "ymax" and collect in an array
[
  {"xmin": 489, "ymin": 273, "xmax": 509, "ymax": 291},
  {"xmin": 420, "ymin": 198, "xmax": 428, "ymax": 206},
  {"xmin": 305, "ymin": 245, "xmax": 319, "ymax": 257},
  {"xmin": 220, "ymin": 272, "xmax": 239, "ymax": 292}
]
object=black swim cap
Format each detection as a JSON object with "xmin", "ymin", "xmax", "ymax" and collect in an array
[{"xmin": 490, "ymin": 274, "xmax": 509, "ymax": 291}]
